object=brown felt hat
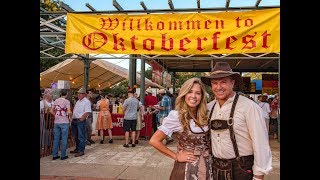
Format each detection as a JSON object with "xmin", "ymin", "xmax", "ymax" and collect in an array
[{"xmin": 200, "ymin": 62, "xmax": 242, "ymax": 86}]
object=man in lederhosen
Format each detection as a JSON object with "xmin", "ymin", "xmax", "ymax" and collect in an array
[{"xmin": 201, "ymin": 62, "xmax": 272, "ymax": 180}]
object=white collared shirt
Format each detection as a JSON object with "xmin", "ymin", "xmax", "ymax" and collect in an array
[
  {"xmin": 158, "ymin": 110, "xmax": 209, "ymax": 137},
  {"xmin": 72, "ymin": 97, "xmax": 92, "ymax": 119},
  {"xmin": 258, "ymin": 102, "xmax": 271, "ymax": 119},
  {"xmin": 208, "ymin": 94, "xmax": 272, "ymax": 176},
  {"xmin": 40, "ymin": 100, "xmax": 53, "ymax": 113}
]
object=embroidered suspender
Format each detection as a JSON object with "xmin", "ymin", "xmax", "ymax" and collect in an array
[
  {"xmin": 208, "ymin": 102, "xmax": 216, "ymax": 123},
  {"xmin": 228, "ymin": 93, "xmax": 240, "ymax": 160},
  {"xmin": 208, "ymin": 93, "xmax": 242, "ymax": 160}
]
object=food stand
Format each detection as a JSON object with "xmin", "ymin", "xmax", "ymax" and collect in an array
[{"xmin": 93, "ymin": 110, "xmax": 153, "ymax": 138}]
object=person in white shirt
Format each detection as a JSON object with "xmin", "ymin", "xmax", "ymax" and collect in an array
[
  {"xmin": 149, "ymin": 78, "xmax": 213, "ymax": 180},
  {"xmin": 256, "ymin": 94, "xmax": 263, "ymax": 104},
  {"xmin": 258, "ymin": 93, "xmax": 271, "ymax": 134},
  {"xmin": 70, "ymin": 88, "xmax": 92, "ymax": 157},
  {"xmin": 40, "ymin": 88, "xmax": 54, "ymax": 113},
  {"xmin": 201, "ymin": 62, "xmax": 272, "ymax": 180}
]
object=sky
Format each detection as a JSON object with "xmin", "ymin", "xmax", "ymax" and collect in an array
[
  {"xmin": 62, "ymin": 0, "xmax": 280, "ymax": 11},
  {"xmin": 61, "ymin": 0, "xmax": 280, "ymax": 71}
]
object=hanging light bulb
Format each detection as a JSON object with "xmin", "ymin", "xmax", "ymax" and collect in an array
[{"xmin": 72, "ymin": 81, "xmax": 75, "ymax": 84}]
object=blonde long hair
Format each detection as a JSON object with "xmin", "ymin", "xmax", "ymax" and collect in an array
[{"xmin": 175, "ymin": 77, "xmax": 208, "ymax": 131}]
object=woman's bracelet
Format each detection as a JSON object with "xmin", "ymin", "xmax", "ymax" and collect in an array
[{"xmin": 253, "ymin": 176, "xmax": 263, "ymax": 180}]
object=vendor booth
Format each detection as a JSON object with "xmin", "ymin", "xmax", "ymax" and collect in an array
[{"xmin": 93, "ymin": 111, "xmax": 153, "ymax": 138}]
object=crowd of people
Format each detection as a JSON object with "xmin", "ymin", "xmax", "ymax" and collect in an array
[
  {"xmin": 39, "ymin": 85, "xmax": 177, "ymax": 158},
  {"xmin": 40, "ymin": 61, "xmax": 279, "ymax": 180},
  {"xmin": 256, "ymin": 93, "xmax": 279, "ymax": 139}
]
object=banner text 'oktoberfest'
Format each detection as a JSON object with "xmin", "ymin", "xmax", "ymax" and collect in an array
[{"xmin": 65, "ymin": 8, "xmax": 279, "ymax": 55}]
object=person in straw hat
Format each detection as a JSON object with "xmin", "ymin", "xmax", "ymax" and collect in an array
[
  {"xmin": 70, "ymin": 87, "xmax": 92, "ymax": 157},
  {"xmin": 201, "ymin": 62, "xmax": 272, "ymax": 180}
]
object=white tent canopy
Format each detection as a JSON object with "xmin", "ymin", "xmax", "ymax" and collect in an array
[{"xmin": 40, "ymin": 57, "xmax": 164, "ymax": 90}]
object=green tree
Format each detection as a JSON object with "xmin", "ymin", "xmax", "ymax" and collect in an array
[
  {"xmin": 173, "ymin": 72, "xmax": 213, "ymax": 97},
  {"xmin": 40, "ymin": 0, "xmax": 66, "ymax": 27},
  {"xmin": 144, "ymin": 67, "xmax": 152, "ymax": 80},
  {"xmin": 174, "ymin": 72, "xmax": 206, "ymax": 88},
  {"xmin": 242, "ymin": 72, "xmax": 278, "ymax": 80},
  {"xmin": 40, "ymin": 0, "xmax": 60, "ymax": 11},
  {"xmin": 40, "ymin": 0, "xmax": 70, "ymax": 72},
  {"xmin": 40, "ymin": 56, "xmax": 65, "ymax": 72},
  {"xmin": 102, "ymin": 80, "xmax": 129, "ymax": 97}
]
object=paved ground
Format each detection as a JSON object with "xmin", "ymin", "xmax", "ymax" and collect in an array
[{"xmin": 40, "ymin": 135, "xmax": 280, "ymax": 180}]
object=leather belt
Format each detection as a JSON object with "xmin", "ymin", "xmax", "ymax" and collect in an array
[
  {"xmin": 210, "ymin": 119, "xmax": 229, "ymax": 130},
  {"xmin": 184, "ymin": 149, "xmax": 211, "ymax": 157}
]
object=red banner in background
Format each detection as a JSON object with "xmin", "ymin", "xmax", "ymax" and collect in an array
[
  {"xmin": 150, "ymin": 60, "xmax": 163, "ymax": 86},
  {"xmin": 262, "ymin": 74, "xmax": 278, "ymax": 95},
  {"xmin": 163, "ymin": 71, "xmax": 172, "ymax": 88},
  {"xmin": 99, "ymin": 113, "xmax": 153, "ymax": 137}
]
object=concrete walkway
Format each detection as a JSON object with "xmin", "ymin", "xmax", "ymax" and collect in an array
[{"xmin": 40, "ymin": 136, "xmax": 280, "ymax": 180}]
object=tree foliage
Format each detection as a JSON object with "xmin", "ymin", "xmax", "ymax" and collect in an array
[
  {"xmin": 174, "ymin": 72, "xmax": 206, "ymax": 88},
  {"xmin": 40, "ymin": 46, "xmax": 68, "ymax": 72},
  {"xmin": 101, "ymin": 80, "xmax": 129, "ymax": 97},
  {"xmin": 173, "ymin": 72, "xmax": 213, "ymax": 96},
  {"xmin": 242, "ymin": 72, "xmax": 278, "ymax": 80},
  {"xmin": 40, "ymin": 0, "xmax": 60, "ymax": 11},
  {"xmin": 144, "ymin": 67, "xmax": 152, "ymax": 80},
  {"xmin": 40, "ymin": 0, "xmax": 72, "ymax": 72},
  {"xmin": 40, "ymin": 59, "xmax": 65, "ymax": 72},
  {"xmin": 40, "ymin": 0, "xmax": 65, "ymax": 26}
]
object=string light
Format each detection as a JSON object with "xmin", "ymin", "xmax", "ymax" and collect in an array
[{"xmin": 72, "ymin": 81, "xmax": 75, "ymax": 84}]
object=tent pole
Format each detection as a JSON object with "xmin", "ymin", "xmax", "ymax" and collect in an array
[
  {"xmin": 83, "ymin": 55, "xmax": 90, "ymax": 92},
  {"xmin": 129, "ymin": 55, "xmax": 133, "ymax": 88},
  {"xmin": 171, "ymin": 71, "xmax": 176, "ymax": 94},
  {"xmin": 133, "ymin": 55, "xmax": 137, "ymax": 87},
  {"xmin": 278, "ymin": 57, "xmax": 280, "ymax": 143},
  {"xmin": 140, "ymin": 58, "xmax": 145, "ymax": 105}
]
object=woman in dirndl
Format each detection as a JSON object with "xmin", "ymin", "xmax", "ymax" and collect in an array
[{"xmin": 149, "ymin": 78, "xmax": 212, "ymax": 180}]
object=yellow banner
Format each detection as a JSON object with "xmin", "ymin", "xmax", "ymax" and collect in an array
[{"xmin": 65, "ymin": 8, "xmax": 279, "ymax": 55}]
